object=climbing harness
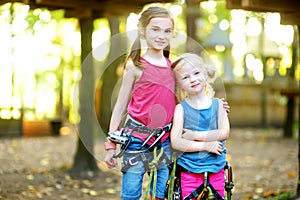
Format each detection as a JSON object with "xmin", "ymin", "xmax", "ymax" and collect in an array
[
  {"xmin": 107, "ymin": 115, "xmax": 173, "ymax": 200},
  {"xmin": 108, "ymin": 116, "xmax": 172, "ymax": 157},
  {"xmin": 183, "ymin": 171, "xmax": 224, "ymax": 200},
  {"xmin": 166, "ymin": 161, "xmax": 234, "ymax": 200},
  {"xmin": 110, "ymin": 116, "xmax": 172, "ymax": 166}
]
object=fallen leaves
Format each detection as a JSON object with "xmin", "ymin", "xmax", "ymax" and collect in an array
[
  {"xmin": 287, "ymin": 171, "xmax": 297, "ymax": 179},
  {"xmin": 0, "ymin": 169, "xmax": 121, "ymax": 200},
  {"xmin": 244, "ymin": 189, "xmax": 292, "ymax": 200},
  {"xmin": 0, "ymin": 128, "xmax": 297, "ymax": 200},
  {"xmin": 26, "ymin": 174, "xmax": 35, "ymax": 180}
]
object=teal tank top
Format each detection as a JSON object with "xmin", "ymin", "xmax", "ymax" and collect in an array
[{"xmin": 177, "ymin": 98, "xmax": 227, "ymax": 173}]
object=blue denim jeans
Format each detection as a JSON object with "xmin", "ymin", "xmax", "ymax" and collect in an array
[{"xmin": 120, "ymin": 137, "xmax": 171, "ymax": 200}]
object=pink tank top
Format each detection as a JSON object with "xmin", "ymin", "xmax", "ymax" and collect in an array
[{"xmin": 127, "ymin": 57, "xmax": 175, "ymax": 143}]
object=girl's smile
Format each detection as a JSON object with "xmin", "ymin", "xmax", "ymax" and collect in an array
[{"xmin": 175, "ymin": 63, "xmax": 207, "ymax": 95}]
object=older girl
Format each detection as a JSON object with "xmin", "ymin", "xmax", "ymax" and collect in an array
[{"xmin": 104, "ymin": 6, "xmax": 175, "ymax": 200}]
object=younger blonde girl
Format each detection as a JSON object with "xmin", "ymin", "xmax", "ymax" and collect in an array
[{"xmin": 171, "ymin": 53, "xmax": 230, "ymax": 199}]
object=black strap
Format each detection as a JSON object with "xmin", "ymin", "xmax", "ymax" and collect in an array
[
  {"xmin": 113, "ymin": 136, "xmax": 132, "ymax": 158},
  {"xmin": 177, "ymin": 162, "xmax": 234, "ymax": 200},
  {"xmin": 224, "ymin": 162, "xmax": 234, "ymax": 200},
  {"xmin": 121, "ymin": 150, "xmax": 170, "ymax": 173},
  {"xmin": 184, "ymin": 182, "xmax": 224, "ymax": 200},
  {"xmin": 183, "ymin": 178, "xmax": 224, "ymax": 200},
  {"xmin": 125, "ymin": 116, "xmax": 172, "ymax": 134}
]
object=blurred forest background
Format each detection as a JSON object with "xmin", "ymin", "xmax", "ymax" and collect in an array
[
  {"xmin": 0, "ymin": 0, "xmax": 299, "ymax": 199},
  {"xmin": 0, "ymin": 1, "xmax": 298, "ymax": 135}
]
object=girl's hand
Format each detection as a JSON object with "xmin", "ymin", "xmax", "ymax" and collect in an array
[
  {"xmin": 104, "ymin": 149, "xmax": 118, "ymax": 168},
  {"xmin": 221, "ymin": 98, "xmax": 230, "ymax": 114},
  {"xmin": 203, "ymin": 141, "xmax": 223, "ymax": 155}
]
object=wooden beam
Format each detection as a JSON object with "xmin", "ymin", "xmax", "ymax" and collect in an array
[
  {"xmin": 35, "ymin": 0, "xmax": 105, "ymax": 11},
  {"xmin": 241, "ymin": 0, "xmax": 300, "ymax": 12},
  {"xmin": 65, "ymin": 9, "xmax": 93, "ymax": 18},
  {"xmin": 280, "ymin": 12, "xmax": 300, "ymax": 25},
  {"xmin": 28, "ymin": 3, "xmax": 62, "ymax": 11},
  {"xmin": 0, "ymin": 0, "xmax": 11, "ymax": 4},
  {"xmin": 0, "ymin": 0, "xmax": 30, "ymax": 5},
  {"xmin": 226, "ymin": 0, "xmax": 300, "ymax": 25},
  {"xmin": 103, "ymin": 0, "xmax": 159, "ymax": 17},
  {"xmin": 227, "ymin": 0, "xmax": 299, "ymax": 12},
  {"xmin": 226, "ymin": 0, "xmax": 242, "ymax": 9},
  {"xmin": 1, "ymin": 0, "xmax": 176, "ymax": 18}
]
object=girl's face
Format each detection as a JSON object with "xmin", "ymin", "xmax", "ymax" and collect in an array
[
  {"xmin": 143, "ymin": 17, "xmax": 173, "ymax": 51},
  {"xmin": 174, "ymin": 62, "xmax": 207, "ymax": 95}
]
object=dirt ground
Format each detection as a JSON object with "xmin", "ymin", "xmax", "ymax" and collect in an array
[{"xmin": 0, "ymin": 127, "xmax": 298, "ymax": 200}]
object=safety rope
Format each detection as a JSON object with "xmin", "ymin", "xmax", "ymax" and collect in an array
[
  {"xmin": 167, "ymin": 153, "xmax": 177, "ymax": 200},
  {"xmin": 143, "ymin": 146, "xmax": 164, "ymax": 200}
]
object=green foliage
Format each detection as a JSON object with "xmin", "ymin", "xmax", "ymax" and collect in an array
[{"xmin": 0, "ymin": 2, "xmax": 81, "ymax": 120}]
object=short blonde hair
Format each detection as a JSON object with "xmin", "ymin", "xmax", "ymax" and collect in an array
[{"xmin": 171, "ymin": 53, "xmax": 218, "ymax": 101}]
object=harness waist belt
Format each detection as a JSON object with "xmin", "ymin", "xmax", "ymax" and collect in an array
[{"xmin": 125, "ymin": 116, "xmax": 172, "ymax": 134}]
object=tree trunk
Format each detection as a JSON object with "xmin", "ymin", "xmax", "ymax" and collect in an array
[
  {"xmin": 69, "ymin": 17, "xmax": 99, "ymax": 179},
  {"xmin": 185, "ymin": 0, "xmax": 202, "ymax": 54},
  {"xmin": 259, "ymin": 17, "xmax": 267, "ymax": 128},
  {"xmin": 98, "ymin": 17, "xmax": 127, "ymax": 134},
  {"xmin": 284, "ymin": 25, "xmax": 298, "ymax": 138},
  {"xmin": 295, "ymin": 25, "xmax": 300, "ymax": 198}
]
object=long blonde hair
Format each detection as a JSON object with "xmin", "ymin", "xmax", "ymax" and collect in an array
[{"xmin": 171, "ymin": 53, "xmax": 218, "ymax": 101}]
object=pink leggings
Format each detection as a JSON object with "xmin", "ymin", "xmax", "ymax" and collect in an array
[{"xmin": 180, "ymin": 169, "xmax": 225, "ymax": 200}]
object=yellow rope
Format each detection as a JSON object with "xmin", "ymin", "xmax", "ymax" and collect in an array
[
  {"xmin": 143, "ymin": 146, "xmax": 164, "ymax": 200},
  {"xmin": 167, "ymin": 152, "xmax": 177, "ymax": 200}
]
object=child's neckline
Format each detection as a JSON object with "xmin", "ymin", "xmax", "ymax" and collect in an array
[
  {"xmin": 141, "ymin": 56, "xmax": 168, "ymax": 68},
  {"xmin": 183, "ymin": 98, "xmax": 213, "ymax": 110}
]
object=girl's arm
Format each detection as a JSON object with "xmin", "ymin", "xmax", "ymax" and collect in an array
[
  {"xmin": 170, "ymin": 104, "xmax": 223, "ymax": 155},
  {"xmin": 105, "ymin": 61, "xmax": 139, "ymax": 168},
  {"xmin": 182, "ymin": 98, "xmax": 230, "ymax": 142},
  {"xmin": 109, "ymin": 61, "xmax": 139, "ymax": 132}
]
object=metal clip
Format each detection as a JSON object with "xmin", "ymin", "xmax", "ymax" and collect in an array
[
  {"xmin": 141, "ymin": 129, "xmax": 159, "ymax": 147},
  {"xmin": 147, "ymin": 130, "xmax": 165, "ymax": 149},
  {"xmin": 204, "ymin": 172, "xmax": 208, "ymax": 188}
]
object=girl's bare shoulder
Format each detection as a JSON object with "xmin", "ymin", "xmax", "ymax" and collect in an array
[
  {"xmin": 124, "ymin": 60, "xmax": 143, "ymax": 79},
  {"xmin": 174, "ymin": 103, "xmax": 183, "ymax": 113}
]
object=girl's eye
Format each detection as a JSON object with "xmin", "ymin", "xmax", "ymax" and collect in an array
[
  {"xmin": 152, "ymin": 28, "xmax": 159, "ymax": 31},
  {"xmin": 165, "ymin": 29, "xmax": 172, "ymax": 33},
  {"xmin": 194, "ymin": 71, "xmax": 200, "ymax": 75},
  {"xmin": 182, "ymin": 76, "xmax": 188, "ymax": 80}
]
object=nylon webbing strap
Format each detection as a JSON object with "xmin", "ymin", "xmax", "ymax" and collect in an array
[
  {"xmin": 184, "ymin": 182, "xmax": 224, "ymax": 200},
  {"xmin": 125, "ymin": 116, "xmax": 172, "ymax": 134}
]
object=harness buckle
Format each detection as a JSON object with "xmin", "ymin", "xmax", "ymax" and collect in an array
[{"xmin": 128, "ymin": 156, "xmax": 138, "ymax": 166}]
